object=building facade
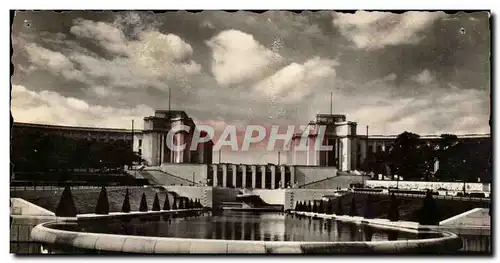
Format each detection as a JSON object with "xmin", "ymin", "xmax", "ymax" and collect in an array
[
  {"xmin": 288, "ymin": 114, "xmax": 491, "ymax": 172},
  {"xmin": 12, "ymin": 110, "xmax": 490, "ymax": 173},
  {"xmin": 289, "ymin": 114, "xmax": 360, "ymax": 171},
  {"xmin": 134, "ymin": 110, "xmax": 213, "ymax": 166}
]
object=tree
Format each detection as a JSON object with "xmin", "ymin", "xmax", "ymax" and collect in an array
[
  {"xmin": 121, "ymin": 188, "xmax": 131, "ymax": 213},
  {"xmin": 307, "ymin": 201, "xmax": 312, "ymax": 212},
  {"xmin": 139, "ymin": 193, "xmax": 148, "ymax": 212},
  {"xmin": 335, "ymin": 198, "xmax": 344, "ymax": 215},
  {"xmin": 56, "ymin": 186, "xmax": 78, "ymax": 217},
  {"xmin": 327, "ymin": 200, "xmax": 334, "ymax": 215},
  {"xmin": 388, "ymin": 193, "xmax": 400, "ymax": 221},
  {"xmin": 349, "ymin": 196, "xmax": 357, "ymax": 216},
  {"xmin": 95, "ymin": 186, "xmax": 110, "ymax": 215},
  {"xmin": 419, "ymin": 191, "xmax": 439, "ymax": 225},
  {"xmin": 172, "ymin": 198, "xmax": 178, "ymax": 210},
  {"xmin": 439, "ymin": 134, "xmax": 459, "ymax": 150},
  {"xmin": 389, "ymin": 131, "xmax": 422, "ymax": 180},
  {"xmin": 319, "ymin": 200, "xmax": 325, "ymax": 214},
  {"xmin": 152, "ymin": 193, "xmax": 161, "ymax": 211},
  {"xmin": 163, "ymin": 194, "xmax": 171, "ymax": 210},
  {"xmin": 363, "ymin": 195, "xmax": 375, "ymax": 219}
]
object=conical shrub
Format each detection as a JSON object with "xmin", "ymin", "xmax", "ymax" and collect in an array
[
  {"xmin": 152, "ymin": 193, "xmax": 161, "ymax": 211},
  {"xmin": 326, "ymin": 200, "xmax": 333, "ymax": 215},
  {"xmin": 163, "ymin": 194, "xmax": 171, "ymax": 211},
  {"xmin": 55, "ymin": 186, "xmax": 77, "ymax": 217},
  {"xmin": 336, "ymin": 198, "xmax": 344, "ymax": 215},
  {"xmin": 172, "ymin": 198, "xmax": 178, "ymax": 210},
  {"xmin": 363, "ymin": 195, "xmax": 375, "ymax": 219},
  {"xmin": 182, "ymin": 198, "xmax": 187, "ymax": 209},
  {"xmin": 307, "ymin": 200, "xmax": 312, "ymax": 212},
  {"xmin": 121, "ymin": 188, "xmax": 131, "ymax": 213},
  {"xmin": 418, "ymin": 191, "xmax": 438, "ymax": 225},
  {"xmin": 312, "ymin": 201, "xmax": 318, "ymax": 213},
  {"xmin": 295, "ymin": 201, "xmax": 300, "ymax": 211},
  {"xmin": 319, "ymin": 200, "xmax": 325, "ymax": 214},
  {"xmin": 178, "ymin": 198, "xmax": 184, "ymax": 209},
  {"xmin": 189, "ymin": 199, "xmax": 194, "ymax": 209},
  {"xmin": 349, "ymin": 196, "xmax": 357, "ymax": 216},
  {"xmin": 95, "ymin": 186, "xmax": 109, "ymax": 215},
  {"xmin": 388, "ymin": 193, "xmax": 399, "ymax": 221},
  {"xmin": 139, "ymin": 193, "xmax": 148, "ymax": 212}
]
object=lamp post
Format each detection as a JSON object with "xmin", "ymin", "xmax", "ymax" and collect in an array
[{"xmin": 462, "ymin": 160, "xmax": 467, "ymax": 196}]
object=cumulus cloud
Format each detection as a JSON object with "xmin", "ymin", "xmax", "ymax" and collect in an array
[
  {"xmin": 330, "ymin": 86, "xmax": 489, "ymax": 135},
  {"xmin": 206, "ymin": 29, "xmax": 284, "ymax": 87},
  {"xmin": 252, "ymin": 57, "xmax": 337, "ymax": 103},
  {"xmin": 23, "ymin": 43, "xmax": 83, "ymax": 81},
  {"xmin": 333, "ymin": 11, "xmax": 445, "ymax": 49},
  {"xmin": 20, "ymin": 18, "xmax": 202, "ymax": 92},
  {"xmin": 70, "ymin": 19, "xmax": 128, "ymax": 53},
  {"xmin": 411, "ymin": 69, "xmax": 434, "ymax": 85},
  {"xmin": 11, "ymin": 85, "xmax": 153, "ymax": 129}
]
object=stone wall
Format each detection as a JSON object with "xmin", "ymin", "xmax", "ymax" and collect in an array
[
  {"xmin": 365, "ymin": 180, "xmax": 490, "ymax": 192},
  {"xmin": 251, "ymin": 189, "xmax": 286, "ymax": 205},
  {"xmin": 294, "ymin": 166, "xmax": 337, "ymax": 185},
  {"xmin": 159, "ymin": 163, "xmax": 208, "ymax": 184}
]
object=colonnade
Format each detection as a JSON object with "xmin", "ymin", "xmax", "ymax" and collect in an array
[{"xmin": 210, "ymin": 164, "xmax": 296, "ymax": 189}]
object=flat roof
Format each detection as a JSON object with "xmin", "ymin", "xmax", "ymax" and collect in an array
[{"xmin": 12, "ymin": 122, "xmax": 142, "ymax": 133}]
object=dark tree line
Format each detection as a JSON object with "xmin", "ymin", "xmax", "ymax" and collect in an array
[
  {"xmin": 11, "ymin": 132, "xmax": 142, "ymax": 173},
  {"xmin": 361, "ymin": 132, "xmax": 491, "ymax": 182}
]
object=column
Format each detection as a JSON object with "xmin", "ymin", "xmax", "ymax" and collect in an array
[
  {"xmin": 232, "ymin": 164, "xmax": 237, "ymax": 188},
  {"xmin": 251, "ymin": 165, "xmax": 257, "ymax": 188},
  {"xmin": 280, "ymin": 166, "xmax": 286, "ymax": 188},
  {"xmin": 212, "ymin": 164, "xmax": 218, "ymax": 186},
  {"xmin": 372, "ymin": 141, "xmax": 377, "ymax": 153},
  {"xmin": 290, "ymin": 166, "xmax": 295, "ymax": 187},
  {"xmin": 222, "ymin": 164, "xmax": 228, "ymax": 187},
  {"xmin": 360, "ymin": 139, "xmax": 367, "ymax": 167},
  {"xmin": 341, "ymin": 137, "xmax": 349, "ymax": 171},
  {"xmin": 270, "ymin": 166, "xmax": 276, "ymax": 189},
  {"xmin": 261, "ymin": 165, "xmax": 266, "ymax": 189},
  {"xmin": 381, "ymin": 142, "xmax": 386, "ymax": 152},
  {"xmin": 242, "ymin": 165, "xmax": 247, "ymax": 188}
]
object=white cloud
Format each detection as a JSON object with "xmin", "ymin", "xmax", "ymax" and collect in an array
[
  {"xmin": 337, "ymin": 88, "xmax": 489, "ymax": 135},
  {"xmin": 20, "ymin": 19, "xmax": 203, "ymax": 92},
  {"xmin": 333, "ymin": 11, "xmax": 445, "ymax": 50},
  {"xmin": 11, "ymin": 85, "xmax": 153, "ymax": 129},
  {"xmin": 23, "ymin": 43, "xmax": 83, "ymax": 81},
  {"xmin": 252, "ymin": 57, "xmax": 337, "ymax": 103},
  {"xmin": 412, "ymin": 69, "xmax": 434, "ymax": 85},
  {"xmin": 70, "ymin": 19, "xmax": 127, "ymax": 53},
  {"xmin": 206, "ymin": 29, "xmax": 284, "ymax": 87}
]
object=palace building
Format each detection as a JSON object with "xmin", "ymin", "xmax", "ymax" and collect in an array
[{"xmin": 11, "ymin": 109, "xmax": 490, "ymax": 188}]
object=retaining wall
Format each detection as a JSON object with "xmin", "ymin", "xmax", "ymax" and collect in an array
[{"xmin": 365, "ymin": 180, "xmax": 490, "ymax": 192}]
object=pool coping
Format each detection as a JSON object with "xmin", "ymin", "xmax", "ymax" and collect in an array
[{"xmin": 30, "ymin": 211, "xmax": 462, "ymax": 254}]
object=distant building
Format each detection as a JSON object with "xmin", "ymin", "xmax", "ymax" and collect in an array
[
  {"xmin": 11, "ymin": 110, "xmax": 490, "ymax": 173},
  {"xmin": 289, "ymin": 114, "xmax": 491, "ymax": 171},
  {"xmin": 136, "ymin": 110, "xmax": 213, "ymax": 166},
  {"xmin": 11, "ymin": 122, "xmax": 135, "ymax": 144}
]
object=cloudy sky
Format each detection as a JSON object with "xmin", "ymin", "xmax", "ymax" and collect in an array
[{"xmin": 11, "ymin": 11, "xmax": 490, "ymax": 164}]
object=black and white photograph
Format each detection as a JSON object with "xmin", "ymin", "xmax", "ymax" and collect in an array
[{"xmin": 9, "ymin": 9, "xmax": 492, "ymax": 255}]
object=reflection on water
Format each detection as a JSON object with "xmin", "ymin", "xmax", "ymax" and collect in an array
[{"xmin": 51, "ymin": 211, "xmax": 425, "ymax": 242}]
